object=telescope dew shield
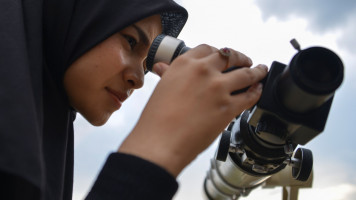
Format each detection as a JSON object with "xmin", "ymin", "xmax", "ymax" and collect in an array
[{"xmin": 276, "ymin": 47, "xmax": 344, "ymax": 113}]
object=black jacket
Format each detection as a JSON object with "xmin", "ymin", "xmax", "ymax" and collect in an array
[{"xmin": 0, "ymin": 0, "xmax": 187, "ymax": 199}]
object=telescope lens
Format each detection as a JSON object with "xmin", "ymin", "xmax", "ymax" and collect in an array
[{"xmin": 300, "ymin": 59, "xmax": 334, "ymax": 83}]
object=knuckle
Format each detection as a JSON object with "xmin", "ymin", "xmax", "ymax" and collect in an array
[
  {"xmin": 222, "ymin": 97, "xmax": 232, "ymax": 107},
  {"xmin": 232, "ymin": 50, "xmax": 245, "ymax": 59},
  {"xmin": 231, "ymin": 49, "xmax": 242, "ymax": 57},
  {"xmin": 231, "ymin": 50, "xmax": 252, "ymax": 66},
  {"xmin": 197, "ymin": 44, "xmax": 215, "ymax": 53},
  {"xmin": 174, "ymin": 54, "xmax": 191, "ymax": 66},
  {"xmin": 198, "ymin": 43, "xmax": 210, "ymax": 48},
  {"xmin": 241, "ymin": 68, "xmax": 256, "ymax": 82},
  {"xmin": 217, "ymin": 97, "xmax": 232, "ymax": 114},
  {"xmin": 210, "ymin": 78, "xmax": 225, "ymax": 91},
  {"xmin": 219, "ymin": 102, "xmax": 232, "ymax": 115},
  {"xmin": 245, "ymin": 90, "xmax": 260, "ymax": 105},
  {"xmin": 211, "ymin": 83, "xmax": 234, "ymax": 106},
  {"xmin": 191, "ymin": 61, "xmax": 210, "ymax": 75}
]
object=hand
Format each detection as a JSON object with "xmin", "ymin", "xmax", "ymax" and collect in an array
[{"xmin": 118, "ymin": 44, "xmax": 268, "ymax": 177}]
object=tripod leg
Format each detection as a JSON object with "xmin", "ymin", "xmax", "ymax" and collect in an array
[{"xmin": 282, "ymin": 186, "xmax": 299, "ymax": 200}]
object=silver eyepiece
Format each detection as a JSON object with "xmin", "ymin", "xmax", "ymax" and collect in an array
[{"xmin": 146, "ymin": 34, "xmax": 190, "ymax": 72}]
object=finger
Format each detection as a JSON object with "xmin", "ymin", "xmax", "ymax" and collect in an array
[
  {"xmin": 224, "ymin": 64, "xmax": 268, "ymax": 93},
  {"xmin": 152, "ymin": 62, "xmax": 170, "ymax": 77},
  {"xmin": 231, "ymin": 82, "xmax": 263, "ymax": 112},
  {"xmin": 200, "ymin": 48, "xmax": 253, "ymax": 72},
  {"xmin": 182, "ymin": 44, "xmax": 218, "ymax": 59}
]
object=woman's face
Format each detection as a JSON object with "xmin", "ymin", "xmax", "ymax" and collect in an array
[{"xmin": 64, "ymin": 15, "xmax": 162, "ymax": 126}]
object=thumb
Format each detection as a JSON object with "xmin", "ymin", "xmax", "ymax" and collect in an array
[{"xmin": 152, "ymin": 62, "xmax": 170, "ymax": 77}]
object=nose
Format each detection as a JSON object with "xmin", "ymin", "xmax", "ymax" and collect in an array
[{"xmin": 124, "ymin": 61, "xmax": 145, "ymax": 89}]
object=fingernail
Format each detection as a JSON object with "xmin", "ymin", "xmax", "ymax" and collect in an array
[
  {"xmin": 259, "ymin": 64, "xmax": 268, "ymax": 72},
  {"xmin": 257, "ymin": 83, "xmax": 263, "ymax": 91},
  {"xmin": 153, "ymin": 63, "xmax": 162, "ymax": 75}
]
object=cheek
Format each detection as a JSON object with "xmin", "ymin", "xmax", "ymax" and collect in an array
[
  {"xmin": 93, "ymin": 45, "xmax": 130, "ymax": 86},
  {"xmin": 65, "ymin": 74, "xmax": 116, "ymax": 126},
  {"xmin": 64, "ymin": 65, "xmax": 116, "ymax": 126},
  {"xmin": 64, "ymin": 37, "xmax": 129, "ymax": 125}
]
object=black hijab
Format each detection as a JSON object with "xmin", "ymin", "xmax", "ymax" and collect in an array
[{"xmin": 0, "ymin": 0, "xmax": 187, "ymax": 199}]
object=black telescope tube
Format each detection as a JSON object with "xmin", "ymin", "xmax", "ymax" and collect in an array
[{"xmin": 276, "ymin": 47, "xmax": 344, "ymax": 113}]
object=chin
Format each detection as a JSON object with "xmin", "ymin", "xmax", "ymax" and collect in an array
[{"xmin": 82, "ymin": 112, "xmax": 112, "ymax": 127}]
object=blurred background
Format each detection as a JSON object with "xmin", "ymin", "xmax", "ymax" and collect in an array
[{"xmin": 73, "ymin": 0, "xmax": 356, "ymax": 199}]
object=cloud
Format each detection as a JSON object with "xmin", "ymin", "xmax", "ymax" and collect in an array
[
  {"xmin": 254, "ymin": 0, "xmax": 356, "ymax": 32},
  {"xmin": 254, "ymin": 0, "xmax": 356, "ymax": 52},
  {"xmin": 337, "ymin": 18, "xmax": 356, "ymax": 53}
]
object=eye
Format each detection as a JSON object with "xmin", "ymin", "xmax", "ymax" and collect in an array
[{"xmin": 123, "ymin": 35, "xmax": 137, "ymax": 49}]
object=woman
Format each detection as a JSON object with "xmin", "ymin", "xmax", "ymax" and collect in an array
[{"xmin": 0, "ymin": 0, "xmax": 267, "ymax": 199}]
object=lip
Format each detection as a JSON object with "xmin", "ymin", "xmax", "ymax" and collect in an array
[{"xmin": 105, "ymin": 87, "xmax": 128, "ymax": 109}]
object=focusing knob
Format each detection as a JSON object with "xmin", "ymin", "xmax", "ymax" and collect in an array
[
  {"xmin": 292, "ymin": 148, "xmax": 313, "ymax": 181},
  {"xmin": 215, "ymin": 130, "xmax": 231, "ymax": 162}
]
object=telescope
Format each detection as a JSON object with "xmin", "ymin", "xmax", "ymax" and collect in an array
[{"xmin": 146, "ymin": 34, "xmax": 344, "ymax": 199}]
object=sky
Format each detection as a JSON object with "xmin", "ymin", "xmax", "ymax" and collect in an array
[{"xmin": 72, "ymin": 0, "xmax": 356, "ymax": 199}]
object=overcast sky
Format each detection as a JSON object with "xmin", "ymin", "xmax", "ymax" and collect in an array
[
  {"xmin": 73, "ymin": 1, "xmax": 356, "ymax": 199},
  {"xmin": 254, "ymin": 0, "xmax": 356, "ymax": 53}
]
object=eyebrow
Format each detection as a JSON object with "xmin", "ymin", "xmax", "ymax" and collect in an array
[{"xmin": 132, "ymin": 24, "xmax": 150, "ymax": 47}]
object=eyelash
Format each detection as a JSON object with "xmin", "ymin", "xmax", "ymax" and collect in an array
[{"xmin": 123, "ymin": 35, "xmax": 137, "ymax": 50}]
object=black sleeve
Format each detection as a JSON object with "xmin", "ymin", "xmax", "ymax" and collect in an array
[
  {"xmin": 86, "ymin": 153, "xmax": 179, "ymax": 200},
  {"xmin": 0, "ymin": 171, "xmax": 40, "ymax": 199}
]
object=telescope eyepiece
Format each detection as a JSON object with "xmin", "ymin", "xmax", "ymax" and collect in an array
[
  {"xmin": 289, "ymin": 47, "xmax": 344, "ymax": 95},
  {"xmin": 146, "ymin": 34, "xmax": 190, "ymax": 72}
]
